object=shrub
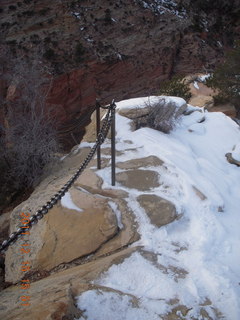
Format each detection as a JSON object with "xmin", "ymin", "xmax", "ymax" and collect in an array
[
  {"xmin": 135, "ymin": 98, "xmax": 183, "ymax": 134},
  {"xmin": 0, "ymin": 59, "xmax": 59, "ymax": 191},
  {"xmin": 159, "ymin": 75, "xmax": 191, "ymax": 102},
  {"xmin": 206, "ymin": 40, "xmax": 240, "ymax": 117}
]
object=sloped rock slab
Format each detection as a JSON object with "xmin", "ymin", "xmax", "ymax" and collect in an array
[
  {"xmin": 137, "ymin": 194, "xmax": 177, "ymax": 227},
  {"xmin": 116, "ymin": 169, "xmax": 160, "ymax": 191},
  {"xmin": 5, "ymin": 189, "xmax": 118, "ymax": 283},
  {"xmin": 0, "ymin": 247, "xmax": 138, "ymax": 320}
]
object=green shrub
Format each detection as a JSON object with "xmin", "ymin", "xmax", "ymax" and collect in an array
[
  {"xmin": 159, "ymin": 76, "xmax": 191, "ymax": 102},
  {"xmin": 206, "ymin": 40, "xmax": 240, "ymax": 117}
]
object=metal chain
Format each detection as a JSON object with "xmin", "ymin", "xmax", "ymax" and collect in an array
[{"xmin": 0, "ymin": 102, "xmax": 116, "ymax": 254}]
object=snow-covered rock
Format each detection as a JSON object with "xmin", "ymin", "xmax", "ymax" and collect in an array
[{"xmin": 116, "ymin": 96, "xmax": 187, "ymax": 120}]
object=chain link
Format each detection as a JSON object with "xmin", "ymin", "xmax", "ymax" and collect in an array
[{"xmin": 0, "ymin": 102, "xmax": 116, "ymax": 254}]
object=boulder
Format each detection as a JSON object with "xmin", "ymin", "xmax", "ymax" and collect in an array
[
  {"xmin": 4, "ymin": 150, "xmax": 122, "ymax": 284},
  {"xmin": 5, "ymin": 187, "xmax": 118, "ymax": 283},
  {"xmin": 137, "ymin": 194, "xmax": 178, "ymax": 227}
]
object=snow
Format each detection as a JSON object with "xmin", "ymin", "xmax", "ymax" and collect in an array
[
  {"xmin": 61, "ymin": 192, "xmax": 82, "ymax": 212},
  {"xmin": 108, "ymin": 201, "xmax": 123, "ymax": 229},
  {"xmin": 232, "ymin": 143, "xmax": 240, "ymax": 161},
  {"xmin": 193, "ymin": 81, "xmax": 199, "ymax": 90},
  {"xmin": 116, "ymin": 95, "xmax": 186, "ymax": 111},
  {"xmin": 76, "ymin": 97, "xmax": 240, "ymax": 319},
  {"xmin": 199, "ymin": 74, "xmax": 211, "ymax": 82},
  {"xmin": 135, "ymin": 0, "xmax": 187, "ymax": 18}
]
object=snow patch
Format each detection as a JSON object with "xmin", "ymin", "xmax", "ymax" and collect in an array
[{"xmin": 61, "ymin": 192, "xmax": 82, "ymax": 212}]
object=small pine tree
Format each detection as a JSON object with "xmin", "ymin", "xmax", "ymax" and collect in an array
[
  {"xmin": 206, "ymin": 41, "xmax": 240, "ymax": 118},
  {"xmin": 159, "ymin": 75, "xmax": 191, "ymax": 102}
]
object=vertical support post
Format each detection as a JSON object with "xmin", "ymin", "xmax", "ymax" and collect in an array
[
  {"xmin": 96, "ymin": 100, "xmax": 101, "ymax": 169},
  {"xmin": 111, "ymin": 102, "xmax": 116, "ymax": 186}
]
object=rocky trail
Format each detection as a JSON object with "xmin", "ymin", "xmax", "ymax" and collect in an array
[
  {"xmin": 0, "ymin": 134, "xmax": 182, "ymax": 319},
  {"xmin": 1, "ymin": 95, "xmax": 240, "ymax": 319}
]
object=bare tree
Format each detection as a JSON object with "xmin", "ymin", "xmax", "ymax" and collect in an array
[{"xmin": 0, "ymin": 55, "xmax": 59, "ymax": 192}]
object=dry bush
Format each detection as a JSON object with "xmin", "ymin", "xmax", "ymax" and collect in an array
[
  {"xmin": 0, "ymin": 56, "xmax": 59, "ymax": 192},
  {"xmin": 135, "ymin": 98, "xmax": 182, "ymax": 133}
]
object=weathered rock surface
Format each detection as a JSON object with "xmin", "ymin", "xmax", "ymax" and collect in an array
[
  {"xmin": 3, "ymin": 145, "xmax": 140, "ymax": 284},
  {"xmin": 0, "ymin": 247, "xmax": 138, "ymax": 320},
  {"xmin": 5, "ymin": 189, "xmax": 118, "ymax": 283},
  {"xmin": 117, "ymin": 156, "xmax": 164, "ymax": 170},
  {"xmin": 116, "ymin": 169, "xmax": 161, "ymax": 191},
  {"xmin": 137, "ymin": 194, "xmax": 178, "ymax": 227},
  {"xmin": 0, "ymin": 247, "xmax": 217, "ymax": 320}
]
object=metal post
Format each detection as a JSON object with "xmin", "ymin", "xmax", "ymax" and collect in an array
[
  {"xmin": 111, "ymin": 102, "xmax": 116, "ymax": 186},
  {"xmin": 96, "ymin": 100, "xmax": 101, "ymax": 169}
]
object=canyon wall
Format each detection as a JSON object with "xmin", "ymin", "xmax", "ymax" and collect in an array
[{"xmin": 1, "ymin": 0, "xmax": 239, "ymax": 149}]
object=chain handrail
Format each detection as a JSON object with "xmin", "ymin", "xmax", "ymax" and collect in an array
[{"xmin": 0, "ymin": 101, "xmax": 116, "ymax": 254}]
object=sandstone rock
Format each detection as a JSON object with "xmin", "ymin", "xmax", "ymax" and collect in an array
[
  {"xmin": 137, "ymin": 194, "xmax": 177, "ymax": 227},
  {"xmin": 189, "ymin": 95, "xmax": 214, "ymax": 108},
  {"xmin": 96, "ymin": 199, "xmax": 140, "ymax": 257},
  {"xmin": 74, "ymin": 167, "xmax": 103, "ymax": 190},
  {"xmin": 0, "ymin": 247, "xmax": 138, "ymax": 320},
  {"xmin": 116, "ymin": 170, "xmax": 160, "ymax": 191},
  {"xmin": 117, "ymin": 104, "xmax": 150, "ymax": 119},
  {"xmin": 5, "ymin": 187, "xmax": 118, "ymax": 283},
  {"xmin": 82, "ymin": 108, "xmax": 108, "ymax": 143},
  {"xmin": 117, "ymin": 156, "xmax": 164, "ymax": 170},
  {"xmin": 37, "ymin": 188, "xmax": 118, "ymax": 271},
  {"xmin": 210, "ymin": 104, "xmax": 236, "ymax": 117}
]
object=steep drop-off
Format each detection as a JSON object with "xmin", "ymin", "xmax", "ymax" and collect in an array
[{"xmin": 1, "ymin": 0, "xmax": 239, "ymax": 148}]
